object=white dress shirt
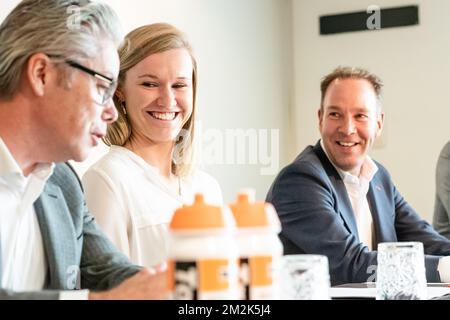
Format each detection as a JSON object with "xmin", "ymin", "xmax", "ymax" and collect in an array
[
  {"xmin": 336, "ymin": 159, "xmax": 378, "ymax": 250},
  {"xmin": 320, "ymin": 140, "xmax": 377, "ymax": 250},
  {"xmin": 82, "ymin": 145, "xmax": 224, "ymax": 268},
  {"xmin": 0, "ymin": 137, "xmax": 88, "ymax": 299},
  {"xmin": 0, "ymin": 138, "xmax": 52, "ymax": 291}
]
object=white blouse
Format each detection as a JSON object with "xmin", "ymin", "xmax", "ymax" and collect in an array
[{"xmin": 82, "ymin": 146, "xmax": 223, "ymax": 268}]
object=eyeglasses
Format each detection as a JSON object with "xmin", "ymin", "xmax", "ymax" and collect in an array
[
  {"xmin": 48, "ymin": 55, "xmax": 117, "ymax": 105},
  {"xmin": 64, "ymin": 60, "xmax": 117, "ymax": 105}
]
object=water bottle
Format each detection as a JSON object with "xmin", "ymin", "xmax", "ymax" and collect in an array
[
  {"xmin": 229, "ymin": 189, "xmax": 283, "ymax": 299},
  {"xmin": 167, "ymin": 193, "xmax": 239, "ymax": 299}
]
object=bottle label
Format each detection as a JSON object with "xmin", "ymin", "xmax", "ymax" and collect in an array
[
  {"xmin": 168, "ymin": 259, "xmax": 238, "ymax": 300},
  {"xmin": 238, "ymin": 257, "xmax": 250, "ymax": 300},
  {"xmin": 238, "ymin": 255, "xmax": 279, "ymax": 300}
]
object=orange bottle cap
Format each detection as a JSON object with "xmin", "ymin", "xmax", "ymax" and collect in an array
[
  {"xmin": 170, "ymin": 193, "xmax": 235, "ymax": 231},
  {"xmin": 229, "ymin": 189, "xmax": 281, "ymax": 230}
]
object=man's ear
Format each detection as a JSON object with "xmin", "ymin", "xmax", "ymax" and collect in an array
[
  {"xmin": 26, "ymin": 53, "xmax": 53, "ymax": 97},
  {"xmin": 376, "ymin": 111, "xmax": 385, "ymax": 138},
  {"xmin": 318, "ymin": 107, "xmax": 324, "ymax": 129}
]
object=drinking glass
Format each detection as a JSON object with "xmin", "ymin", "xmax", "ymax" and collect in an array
[
  {"xmin": 279, "ymin": 254, "xmax": 330, "ymax": 300},
  {"xmin": 376, "ymin": 242, "xmax": 427, "ymax": 300}
]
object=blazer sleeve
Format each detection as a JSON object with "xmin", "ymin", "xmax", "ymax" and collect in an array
[
  {"xmin": 389, "ymin": 174, "xmax": 450, "ymax": 282},
  {"xmin": 79, "ymin": 204, "xmax": 141, "ymax": 291},
  {"xmin": 433, "ymin": 141, "xmax": 450, "ymax": 238},
  {"xmin": 57, "ymin": 163, "xmax": 141, "ymax": 291},
  {"xmin": 266, "ymin": 161, "xmax": 378, "ymax": 285}
]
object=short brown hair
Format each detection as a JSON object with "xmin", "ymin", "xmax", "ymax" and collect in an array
[{"xmin": 320, "ymin": 66, "xmax": 383, "ymax": 110}]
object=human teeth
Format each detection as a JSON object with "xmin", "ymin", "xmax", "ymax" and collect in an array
[
  {"xmin": 338, "ymin": 142, "xmax": 356, "ymax": 147},
  {"xmin": 150, "ymin": 112, "xmax": 176, "ymax": 120}
]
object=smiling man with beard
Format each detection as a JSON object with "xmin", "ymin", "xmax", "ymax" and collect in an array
[{"xmin": 266, "ymin": 66, "xmax": 450, "ymax": 286}]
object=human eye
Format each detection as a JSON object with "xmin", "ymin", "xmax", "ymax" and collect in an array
[
  {"xmin": 356, "ymin": 113, "xmax": 369, "ymax": 121},
  {"xmin": 141, "ymin": 81, "xmax": 158, "ymax": 88},
  {"xmin": 173, "ymin": 82, "xmax": 188, "ymax": 89},
  {"xmin": 96, "ymin": 83, "xmax": 107, "ymax": 95},
  {"xmin": 328, "ymin": 112, "xmax": 340, "ymax": 119}
]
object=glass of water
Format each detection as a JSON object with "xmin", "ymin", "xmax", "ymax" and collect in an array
[
  {"xmin": 279, "ymin": 254, "xmax": 330, "ymax": 300},
  {"xmin": 376, "ymin": 242, "xmax": 427, "ymax": 300}
]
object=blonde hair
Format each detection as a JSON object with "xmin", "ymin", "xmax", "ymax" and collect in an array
[
  {"xmin": 0, "ymin": 0, "xmax": 123, "ymax": 100},
  {"xmin": 104, "ymin": 23, "xmax": 197, "ymax": 177}
]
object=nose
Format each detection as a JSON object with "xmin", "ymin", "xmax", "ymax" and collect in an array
[
  {"xmin": 102, "ymin": 98, "xmax": 119, "ymax": 123},
  {"xmin": 157, "ymin": 86, "xmax": 176, "ymax": 109},
  {"xmin": 339, "ymin": 116, "xmax": 356, "ymax": 135}
]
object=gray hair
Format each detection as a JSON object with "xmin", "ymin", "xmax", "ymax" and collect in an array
[{"xmin": 0, "ymin": 0, "xmax": 123, "ymax": 100}]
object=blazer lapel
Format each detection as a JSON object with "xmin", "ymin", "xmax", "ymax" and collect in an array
[
  {"xmin": 33, "ymin": 181, "xmax": 78, "ymax": 290},
  {"xmin": 367, "ymin": 175, "xmax": 397, "ymax": 247},
  {"xmin": 330, "ymin": 176, "xmax": 360, "ymax": 240},
  {"xmin": 313, "ymin": 142, "xmax": 360, "ymax": 240}
]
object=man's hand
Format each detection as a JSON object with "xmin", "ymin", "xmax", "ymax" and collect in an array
[{"xmin": 89, "ymin": 268, "xmax": 168, "ymax": 300}]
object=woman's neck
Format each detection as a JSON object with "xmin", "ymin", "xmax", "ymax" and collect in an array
[{"xmin": 124, "ymin": 136, "xmax": 175, "ymax": 179}]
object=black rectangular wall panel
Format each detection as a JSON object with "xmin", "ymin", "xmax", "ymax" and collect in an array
[{"xmin": 319, "ymin": 5, "xmax": 419, "ymax": 35}]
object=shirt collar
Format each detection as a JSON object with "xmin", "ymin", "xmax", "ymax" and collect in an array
[
  {"xmin": 0, "ymin": 137, "xmax": 54, "ymax": 188},
  {"xmin": 0, "ymin": 137, "xmax": 23, "ymax": 178},
  {"xmin": 320, "ymin": 139, "xmax": 378, "ymax": 185}
]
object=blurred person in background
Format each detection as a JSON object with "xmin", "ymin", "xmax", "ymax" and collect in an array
[{"xmin": 433, "ymin": 141, "xmax": 450, "ymax": 239}]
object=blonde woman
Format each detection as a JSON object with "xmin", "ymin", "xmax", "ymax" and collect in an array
[{"xmin": 82, "ymin": 23, "xmax": 223, "ymax": 268}]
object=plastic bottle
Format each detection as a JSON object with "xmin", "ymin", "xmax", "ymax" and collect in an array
[
  {"xmin": 167, "ymin": 193, "xmax": 239, "ymax": 300},
  {"xmin": 229, "ymin": 189, "xmax": 283, "ymax": 300}
]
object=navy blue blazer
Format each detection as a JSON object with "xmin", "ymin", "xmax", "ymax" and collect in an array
[{"xmin": 266, "ymin": 142, "xmax": 450, "ymax": 285}]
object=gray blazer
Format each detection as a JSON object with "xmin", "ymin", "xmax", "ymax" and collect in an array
[
  {"xmin": 0, "ymin": 163, "xmax": 140, "ymax": 299},
  {"xmin": 433, "ymin": 141, "xmax": 450, "ymax": 239},
  {"xmin": 266, "ymin": 142, "xmax": 450, "ymax": 286}
]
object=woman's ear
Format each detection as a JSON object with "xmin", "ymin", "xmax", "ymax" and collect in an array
[{"xmin": 115, "ymin": 87, "xmax": 125, "ymax": 102}]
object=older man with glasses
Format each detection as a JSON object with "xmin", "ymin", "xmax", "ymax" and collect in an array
[
  {"xmin": 48, "ymin": 56, "xmax": 118, "ymax": 105},
  {"xmin": 0, "ymin": 0, "xmax": 167, "ymax": 299}
]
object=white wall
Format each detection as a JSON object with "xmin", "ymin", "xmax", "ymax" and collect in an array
[
  {"xmin": 292, "ymin": 0, "xmax": 450, "ymax": 222},
  {"xmin": 1, "ymin": 0, "xmax": 292, "ymax": 203},
  {"xmin": 102, "ymin": 0, "xmax": 293, "ymax": 203},
  {"xmin": 4, "ymin": 0, "xmax": 448, "ymax": 220},
  {"xmin": 1, "ymin": 0, "xmax": 19, "ymax": 21}
]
